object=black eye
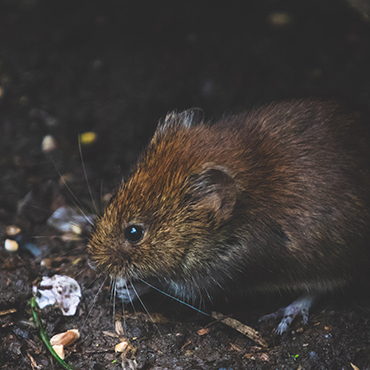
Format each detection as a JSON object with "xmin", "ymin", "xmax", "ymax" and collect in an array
[{"xmin": 124, "ymin": 224, "xmax": 144, "ymax": 243}]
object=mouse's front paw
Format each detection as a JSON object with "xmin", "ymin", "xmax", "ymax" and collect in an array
[{"xmin": 259, "ymin": 294, "xmax": 313, "ymax": 334}]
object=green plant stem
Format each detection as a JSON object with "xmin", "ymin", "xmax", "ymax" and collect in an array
[{"xmin": 30, "ymin": 297, "xmax": 76, "ymax": 370}]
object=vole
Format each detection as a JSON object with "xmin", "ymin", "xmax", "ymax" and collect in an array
[{"xmin": 88, "ymin": 99, "xmax": 370, "ymax": 333}]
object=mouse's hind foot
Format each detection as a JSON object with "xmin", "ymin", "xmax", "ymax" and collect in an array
[{"xmin": 259, "ymin": 294, "xmax": 314, "ymax": 334}]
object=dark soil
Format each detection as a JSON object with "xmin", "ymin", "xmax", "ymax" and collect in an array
[{"xmin": 1, "ymin": 1, "xmax": 370, "ymax": 369}]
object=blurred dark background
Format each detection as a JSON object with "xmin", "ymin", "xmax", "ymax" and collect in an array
[
  {"xmin": 1, "ymin": 2, "xmax": 370, "ymax": 368},
  {"xmin": 0, "ymin": 0, "xmax": 370, "ymax": 207}
]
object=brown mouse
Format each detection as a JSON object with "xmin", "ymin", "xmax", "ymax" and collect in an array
[{"xmin": 88, "ymin": 99, "xmax": 370, "ymax": 333}]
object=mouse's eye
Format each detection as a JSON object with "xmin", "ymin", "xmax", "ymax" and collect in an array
[{"xmin": 124, "ymin": 224, "xmax": 144, "ymax": 243}]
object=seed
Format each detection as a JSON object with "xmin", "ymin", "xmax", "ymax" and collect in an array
[
  {"xmin": 41, "ymin": 135, "xmax": 57, "ymax": 153},
  {"xmin": 4, "ymin": 239, "xmax": 19, "ymax": 252},
  {"xmin": 50, "ymin": 329, "xmax": 80, "ymax": 347},
  {"xmin": 115, "ymin": 341, "xmax": 129, "ymax": 353},
  {"xmin": 6, "ymin": 225, "xmax": 21, "ymax": 236},
  {"xmin": 52, "ymin": 344, "xmax": 65, "ymax": 359}
]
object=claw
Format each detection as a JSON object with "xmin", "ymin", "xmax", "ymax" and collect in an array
[{"xmin": 259, "ymin": 294, "xmax": 314, "ymax": 334}]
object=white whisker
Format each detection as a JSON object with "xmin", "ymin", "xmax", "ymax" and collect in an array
[
  {"xmin": 78, "ymin": 136, "xmax": 98, "ymax": 214},
  {"xmin": 113, "ymin": 279, "xmax": 117, "ymax": 328},
  {"xmin": 21, "ymin": 202, "xmax": 53, "ymax": 214},
  {"xmin": 109, "ymin": 277, "xmax": 114, "ymax": 303},
  {"xmin": 139, "ymin": 278, "xmax": 210, "ymax": 317},
  {"xmin": 124, "ymin": 280, "xmax": 136, "ymax": 312},
  {"xmin": 82, "ymin": 276, "xmax": 107, "ymax": 330},
  {"xmin": 49, "ymin": 153, "xmax": 93, "ymax": 226},
  {"xmin": 121, "ymin": 299, "xmax": 127, "ymax": 330},
  {"xmin": 129, "ymin": 281, "xmax": 161, "ymax": 336}
]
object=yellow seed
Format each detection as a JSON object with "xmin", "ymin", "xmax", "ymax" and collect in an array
[{"xmin": 80, "ymin": 131, "xmax": 97, "ymax": 145}]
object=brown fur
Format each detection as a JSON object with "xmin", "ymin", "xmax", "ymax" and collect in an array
[{"xmin": 88, "ymin": 100, "xmax": 370, "ymax": 301}]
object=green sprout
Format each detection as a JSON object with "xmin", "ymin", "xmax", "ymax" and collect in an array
[{"xmin": 30, "ymin": 296, "xmax": 77, "ymax": 370}]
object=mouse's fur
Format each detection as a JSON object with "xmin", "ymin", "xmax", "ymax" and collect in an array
[{"xmin": 88, "ymin": 99, "xmax": 370, "ymax": 303}]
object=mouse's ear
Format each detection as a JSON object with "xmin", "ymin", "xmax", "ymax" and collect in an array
[
  {"xmin": 188, "ymin": 165, "xmax": 237, "ymax": 225},
  {"xmin": 153, "ymin": 108, "xmax": 204, "ymax": 143}
]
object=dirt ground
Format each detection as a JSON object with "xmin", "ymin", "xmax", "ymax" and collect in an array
[{"xmin": 1, "ymin": 0, "xmax": 370, "ymax": 369}]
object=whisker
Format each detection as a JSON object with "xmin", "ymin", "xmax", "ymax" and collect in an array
[
  {"xmin": 139, "ymin": 279, "xmax": 211, "ymax": 317},
  {"xmin": 75, "ymin": 266, "xmax": 93, "ymax": 279},
  {"xmin": 109, "ymin": 277, "xmax": 115, "ymax": 306},
  {"xmin": 100, "ymin": 177, "xmax": 104, "ymax": 211},
  {"xmin": 21, "ymin": 203, "xmax": 53, "ymax": 214},
  {"xmin": 78, "ymin": 136, "xmax": 98, "ymax": 215},
  {"xmin": 112, "ymin": 279, "xmax": 117, "ymax": 328},
  {"xmin": 129, "ymin": 281, "xmax": 161, "ymax": 336},
  {"xmin": 82, "ymin": 276, "xmax": 107, "ymax": 330},
  {"xmin": 124, "ymin": 280, "xmax": 136, "ymax": 312},
  {"xmin": 48, "ymin": 153, "xmax": 93, "ymax": 226},
  {"xmin": 121, "ymin": 298, "xmax": 127, "ymax": 330}
]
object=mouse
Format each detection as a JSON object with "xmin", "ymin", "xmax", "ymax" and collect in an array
[{"xmin": 88, "ymin": 99, "xmax": 370, "ymax": 333}]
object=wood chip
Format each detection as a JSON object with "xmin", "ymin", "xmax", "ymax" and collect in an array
[
  {"xmin": 103, "ymin": 331, "xmax": 118, "ymax": 338},
  {"xmin": 26, "ymin": 351, "xmax": 39, "ymax": 370},
  {"xmin": 115, "ymin": 319, "xmax": 125, "ymax": 337},
  {"xmin": 211, "ymin": 312, "xmax": 268, "ymax": 348},
  {"xmin": 350, "ymin": 364, "xmax": 360, "ymax": 370},
  {"xmin": 197, "ymin": 328, "xmax": 210, "ymax": 336},
  {"xmin": 0, "ymin": 308, "xmax": 17, "ymax": 316},
  {"xmin": 181, "ymin": 340, "xmax": 192, "ymax": 350},
  {"xmin": 229, "ymin": 342, "xmax": 243, "ymax": 352}
]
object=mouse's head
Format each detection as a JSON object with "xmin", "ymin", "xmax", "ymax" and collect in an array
[{"xmin": 88, "ymin": 110, "xmax": 240, "ymax": 295}]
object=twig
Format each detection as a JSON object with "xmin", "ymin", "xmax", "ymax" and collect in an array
[{"xmin": 211, "ymin": 312, "xmax": 268, "ymax": 348}]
